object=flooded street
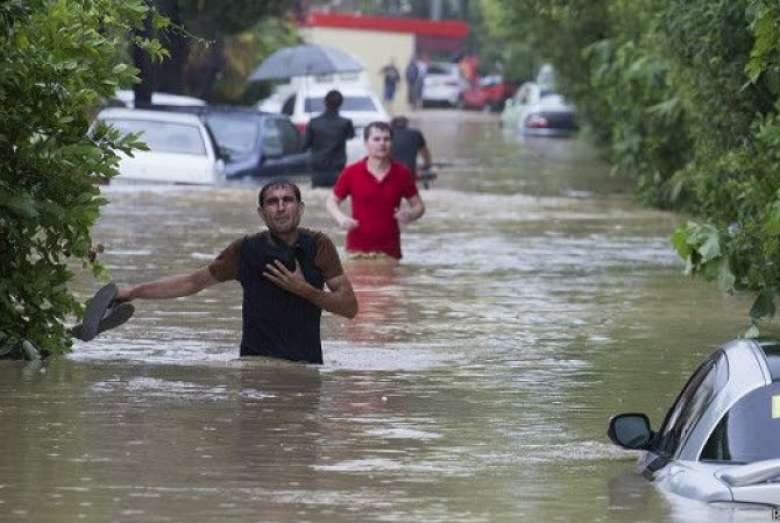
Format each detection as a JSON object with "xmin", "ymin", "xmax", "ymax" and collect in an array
[{"xmin": 0, "ymin": 111, "xmax": 768, "ymax": 522}]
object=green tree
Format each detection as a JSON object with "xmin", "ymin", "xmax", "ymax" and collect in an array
[
  {"xmin": 0, "ymin": 0, "xmax": 162, "ymax": 356},
  {"xmin": 481, "ymin": 0, "xmax": 780, "ymax": 334},
  {"xmin": 133, "ymin": 0, "xmax": 294, "ymax": 104}
]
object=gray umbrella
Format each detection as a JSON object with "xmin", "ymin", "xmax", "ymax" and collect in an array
[{"xmin": 249, "ymin": 44, "xmax": 363, "ymax": 81}]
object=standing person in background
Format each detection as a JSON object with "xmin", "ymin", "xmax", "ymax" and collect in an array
[
  {"xmin": 405, "ymin": 55, "xmax": 419, "ymax": 109},
  {"xmin": 380, "ymin": 59, "xmax": 401, "ymax": 108},
  {"xmin": 413, "ymin": 55, "xmax": 428, "ymax": 109},
  {"xmin": 389, "ymin": 116, "xmax": 433, "ymax": 181},
  {"xmin": 326, "ymin": 122, "xmax": 425, "ymax": 260},
  {"xmin": 303, "ymin": 89, "xmax": 355, "ymax": 188}
]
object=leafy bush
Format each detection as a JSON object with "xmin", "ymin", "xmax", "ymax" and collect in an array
[{"xmin": 0, "ymin": 0, "xmax": 161, "ymax": 356}]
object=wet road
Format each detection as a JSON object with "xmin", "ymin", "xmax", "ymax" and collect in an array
[{"xmin": 0, "ymin": 110, "xmax": 769, "ymax": 522}]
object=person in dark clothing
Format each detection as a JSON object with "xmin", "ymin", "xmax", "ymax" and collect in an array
[
  {"xmin": 303, "ymin": 89, "xmax": 355, "ymax": 188},
  {"xmin": 114, "ymin": 179, "xmax": 358, "ymax": 364},
  {"xmin": 390, "ymin": 116, "xmax": 433, "ymax": 178},
  {"xmin": 405, "ymin": 56, "xmax": 420, "ymax": 108},
  {"xmin": 380, "ymin": 59, "xmax": 401, "ymax": 103}
]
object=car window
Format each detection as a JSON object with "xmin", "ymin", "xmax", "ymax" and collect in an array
[
  {"xmin": 205, "ymin": 115, "xmax": 258, "ymax": 155},
  {"xmin": 274, "ymin": 119, "xmax": 301, "ymax": 154},
  {"xmin": 654, "ymin": 350, "xmax": 729, "ymax": 457},
  {"xmin": 102, "ymin": 118, "xmax": 206, "ymax": 156},
  {"xmin": 262, "ymin": 118, "xmax": 283, "ymax": 157},
  {"xmin": 281, "ymin": 95, "xmax": 295, "ymax": 116},
  {"xmin": 427, "ymin": 64, "xmax": 450, "ymax": 75},
  {"xmin": 700, "ymin": 381, "xmax": 780, "ymax": 463},
  {"xmin": 304, "ymin": 96, "xmax": 377, "ymax": 113}
]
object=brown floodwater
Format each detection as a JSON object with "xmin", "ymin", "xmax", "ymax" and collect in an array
[{"xmin": 0, "ymin": 111, "xmax": 772, "ymax": 522}]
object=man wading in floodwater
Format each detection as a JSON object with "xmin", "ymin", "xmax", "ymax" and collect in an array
[
  {"xmin": 326, "ymin": 121, "xmax": 425, "ymax": 260},
  {"xmin": 114, "ymin": 179, "xmax": 358, "ymax": 364}
]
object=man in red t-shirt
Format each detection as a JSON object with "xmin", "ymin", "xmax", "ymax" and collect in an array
[{"xmin": 326, "ymin": 121, "xmax": 425, "ymax": 259}]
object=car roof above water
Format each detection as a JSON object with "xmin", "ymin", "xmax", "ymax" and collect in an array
[{"xmin": 97, "ymin": 107, "xmax": 204, "ymax": 125}]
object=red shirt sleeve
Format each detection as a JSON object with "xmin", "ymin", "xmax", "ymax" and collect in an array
[{"xmin": 333, "ymin": 166, "xmax": 351, "ymax": 200}]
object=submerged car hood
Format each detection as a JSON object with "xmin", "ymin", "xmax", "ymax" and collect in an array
[{"xmin": 116, "ymin": 151, "xmax": 217, "ymax": 185}]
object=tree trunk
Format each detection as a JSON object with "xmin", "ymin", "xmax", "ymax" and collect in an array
[
  {"xmin": 155, "ymin": 0, "xmax": 187, "ymax": 94},
  {"xmin": 132, "ymin": 13, "xmax": 155, "ymax": 108}
]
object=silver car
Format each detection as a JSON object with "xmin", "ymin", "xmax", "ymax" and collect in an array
[{"xmin": 608, "ymin": 339, "xmax": 780, "ymax": 508}]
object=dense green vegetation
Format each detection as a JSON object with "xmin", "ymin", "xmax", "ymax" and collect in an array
[
  {"xmin": 0, "ymin": 0, "xmax": 160, "ymax": 356},
  {"xmin": 482, "ymin": 0, "xmax": 780, "ymax": 334},
  {"xmin": 133, "ymin": 0, "xmax": 294, "ymax": 104}
]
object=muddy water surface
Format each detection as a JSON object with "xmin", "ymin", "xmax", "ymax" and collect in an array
[{"xmin": 0, "ymin": 111, "xmax": 769, "ymax": 522}]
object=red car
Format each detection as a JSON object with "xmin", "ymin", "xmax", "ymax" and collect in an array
[{"xmin": 459, "ymin": 75, "xmax": 515, "ymax": 112}]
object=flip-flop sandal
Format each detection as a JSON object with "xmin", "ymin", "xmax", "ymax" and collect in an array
[
  {"xmin": 71, "ymin": 302, "xmax": 134, "ymax": 341},
  {"xmin": 97, "ymin": 302, "xmax": 135, "ymax": 333},
  {"xmin": 72, "ymin": 282, "xmax": 118, "ymax": 341}
]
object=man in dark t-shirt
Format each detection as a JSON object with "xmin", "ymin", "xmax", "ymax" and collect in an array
[
  {"xmin": 304, "ymin": 89, "xmax": 355, "ymax": 188},
  {"xmin": 389, "ymin": 116, "xmax": 432, "ymax": 178},
  {"xmin": 115, "ymin": 179, "xmax": 358, "ymax": 364}
]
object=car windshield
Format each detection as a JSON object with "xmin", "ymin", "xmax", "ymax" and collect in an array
[
  {"xmin": 205, "ymin": 115, "xmax": 258, "ymax": 155},
  {"xmin": 427, "ymin": 64, "xmax": 454, "ymax": 75},
  {"xmin": 700, "ymin": 381, "xmax": 780, "ymax": 463},
  {"xmin": 305, "ymin": 96, "xmax": 378, "ymax": 113},
  {"xmin": 102, "ymin": 118, "xmax": 206, "ymax": 156},
  {"xmin": 654, "ymin": 350, "xmax": 729, "ymax": 457}
]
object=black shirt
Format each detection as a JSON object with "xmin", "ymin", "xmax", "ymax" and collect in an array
[
  {"xmin": 303, "ymin": 111, "xmax": 355, "ymax": 172},
  {"xmin": 208, "ymin": 229, "xmax": 344, "ymax": 364},
  {"xmin": 390, "ymin": 127, "xmax": 426, "ymax": 176}
]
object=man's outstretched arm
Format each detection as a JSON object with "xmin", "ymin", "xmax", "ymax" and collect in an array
[
  {"xmin": 263, "ymin": 261, "xmax": 358, "ymax": 319},
  {"xmin": 116, "ymin": 267, "xmax": 220, "ymax": 302},
  {"xmin": 419, "ymin": 145, "xmax": 433, "ymax": 170}
]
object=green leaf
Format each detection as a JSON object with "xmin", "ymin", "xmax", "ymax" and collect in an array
[
  {"xmin": 744, "ymin": 323, "xmax": 760, "ymax": 339},
  {"xmin": 2, "ymin": 194, "xmax": 38, "ymax": 219},
  {"xmin": 716, "ymin": 259, "xmax": 736, "ymax": 292}
]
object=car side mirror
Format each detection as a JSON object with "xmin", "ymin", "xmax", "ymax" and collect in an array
[{"xmin": 607, "ymin": 413, "xmax": 654, "ymax": 450}]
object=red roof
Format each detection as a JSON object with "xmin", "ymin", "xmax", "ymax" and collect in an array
[{"xmin": 302, "ymin": 11, "xmax": 469, "ymax": 39}]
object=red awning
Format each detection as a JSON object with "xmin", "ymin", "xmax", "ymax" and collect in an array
[{"xmin": 302, "ymin": 11, "xmax": 469, "ymax": 39}]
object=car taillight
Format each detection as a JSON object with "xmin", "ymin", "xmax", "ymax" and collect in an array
[
  {"xmin": 295, "ymin": 123, "xmax": 307, "ymax": 134},
  {"xmin": 525, "ymin": 114, "xmax": 549, "ymax": 128}
]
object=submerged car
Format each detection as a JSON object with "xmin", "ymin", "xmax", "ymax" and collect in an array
[
  {"xmin": 501, "ymin": 82, "xmax": 577, "ymax": 136},
  {"xmin": 94, "ymin": 108, "xmax": 224, "ymax": 185},
  {"xmin": 421, "ymin": 62, "xmax": 468, "ymax": 108},
  {"xmin": 126, "ymin": 105, "xmax": 312, "ymax": 179},
  {"xmin": 459, "ymin": 75, "xmax": 514, "ymax": 112},
  {"xmin": 608, "ymin": 338, "xmax": 780, "ymax": 508}
]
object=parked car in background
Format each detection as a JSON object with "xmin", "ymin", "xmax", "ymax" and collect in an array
[
  {"xmin": 459, "ymin": 75, "xmax": 515, "ymax": 112},
  {"xmin": 109, "ymin": 89, "xmax": 206, "ymax": 108},
  {"xmin": 94, "ymin": 108, "xmax": 224, "ymax": 185},
  {"xmin": 608, "ymin": 338, "xmax": 780, "ymax": 508},
  {"xmin": 130, "ymin": 105, "xmax": 312, "ymax": 179},
  {"xmin": 501, "ymin": 82, "xmax": 578, "ymax": 136},
  {"xmin": 421, "ymin": 62, "xmax": 468, "ymax": 108},
  {"xmin": 273, "ymin": 83, "xmax": 389, "ymax": 164}
]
